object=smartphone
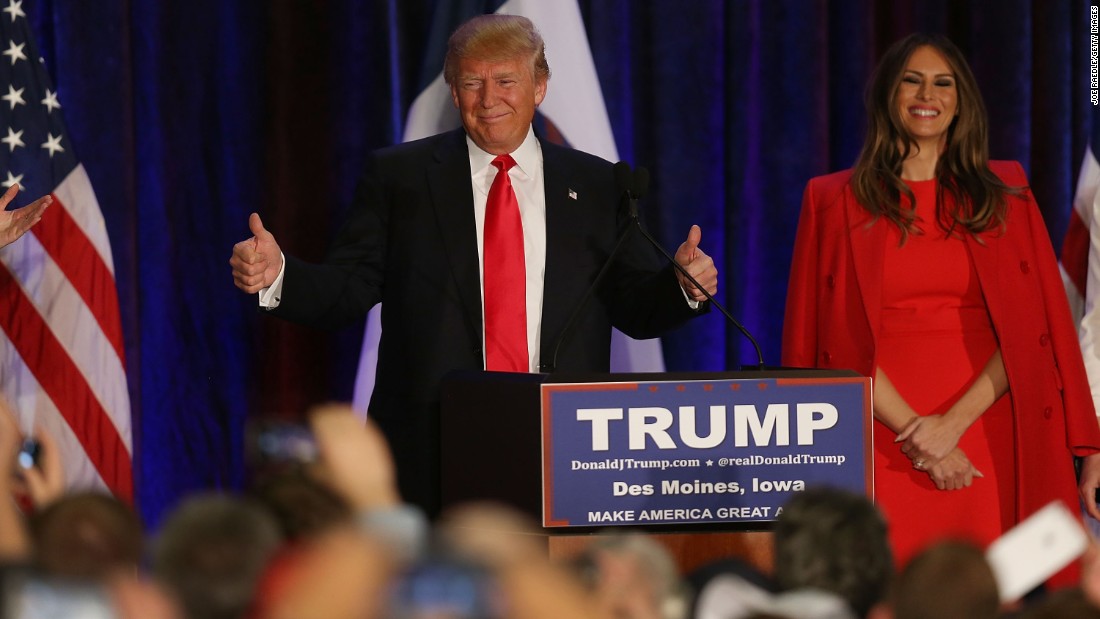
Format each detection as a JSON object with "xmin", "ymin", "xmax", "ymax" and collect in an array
[
  {"xmin": 16, "ymin": 439, "xmax": 39, "ymax": 470},
  {"xmin": 0, "ymin": 569, "xmax": 117, "ymax": 619},
  {"xmin": 245, "ymin": 420, "xmax": 318, "ymax": 466},
  {"xmin": 389, "ymin": 555, "xmax": 502, "ymax": 619},
  {"xmin": 985, "ymin": 501, "xmax": 1089, "ymax": 602}
]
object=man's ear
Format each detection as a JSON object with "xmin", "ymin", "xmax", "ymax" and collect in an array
[{"xmin": 534, "ymin": 77, "xmax": 548, "ymax": 107}]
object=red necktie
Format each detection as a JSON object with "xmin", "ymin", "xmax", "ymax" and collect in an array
[{"xmin": 483, "ymin": 154, "xmax": 528, "ymax": 372}]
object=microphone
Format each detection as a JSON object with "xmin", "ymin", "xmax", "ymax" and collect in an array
[
  {"xmin": 543, "ymin": 162, "xmax": 640, "ymax": 373},
  {"xmin": 622, "ymin": 166, "xmax": 648, "ymax": 218},
  {"xmin": 613, "ymin": 160, "xmax": 633, "ymax": 196},
  {"xmin": 626, "ymin": 165, "xmax": 767, "ymax": 370},
  {"xmin": 632, "ymin": 167, "xmax": 649, "ymax": 198}
]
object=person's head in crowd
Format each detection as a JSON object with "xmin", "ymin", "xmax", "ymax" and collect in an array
[
  {"xmin": 692, "ymin": 571, "xmax": 773, "ymax": 619},
  {"xmin": 248, "ymin": 468, "xmax": 351, "ymax": 542},
  {"xmin": 852, "ymin": 32, "xmax": 1010, "ymax": 241},
  {"xmin": 436, "ymin": 502, "xmax": 602, "ymax": 619},
  {"xmin": 571, "ymin": 531, "xmax": 688, "ymax": 619},
  {"xmin": 109, "ymin": 573, "xmax": 186, "ymax": 619},
  {"xmin": 152, "ymin": 494, "xmax": 282, "ymax": 619},
  {"xmin": 744, "ymin": 589, "xmax": 857, "ymax": 619},
  {"xmin": 248, "ymin": 524, "xmax": 393, "ymax": 619},
  {"xmin": 29, "ymin": 491, "xmax": 143, "ymax": 580},
  {"xmin": 773, "ymin": 487, "xmax": 892, "ymax": 618},
  {"xmin": 688, "ymin": 558, "xmax": 774, "ymax": 619},
  {"xmin": 1017, "ymin": 587, "xmax": 1100, "ymax": 618},
  {"xmin": 445, "ymin": 14, "xmax": 550, "ymax": 155},
  {"xmin": 695, "ymin": 581, "xmax": 856, "ymax": 619},
  {"xmin": 885, "ymin": 540, "xmax": 998, "ymax": 619}
]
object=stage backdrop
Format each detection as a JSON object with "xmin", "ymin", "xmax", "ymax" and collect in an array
[{"xmin": 10, "ymin": 0, "xmax": 1094, "ymax": 527}]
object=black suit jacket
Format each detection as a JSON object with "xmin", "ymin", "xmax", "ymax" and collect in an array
[{"xmin": 273, "ymin": 129, "xmax": 702, "ymax": 513}]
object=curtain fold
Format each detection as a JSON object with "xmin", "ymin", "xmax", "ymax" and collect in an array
[{"xmin": 15, "ymin": 0, "xmax": 1092, "ymax": 526}]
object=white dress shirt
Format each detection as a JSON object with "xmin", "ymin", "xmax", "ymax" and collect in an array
[
  {"xmin": 467, "ymin": 127, "xmax": 545, "ymax": 372},
  {"xmin": 260, "ymin": 127, "xmax": 548, "ymax": 373}
]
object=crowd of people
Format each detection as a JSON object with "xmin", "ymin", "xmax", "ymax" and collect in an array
[{"xmin": 1, "ymin": 397, "xmax": 1100, "ymax": 619}]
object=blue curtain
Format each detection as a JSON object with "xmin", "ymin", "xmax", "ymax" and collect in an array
[{"xmin": 19, "ymin": 0, "xmax": 1094, "ymax": 527}]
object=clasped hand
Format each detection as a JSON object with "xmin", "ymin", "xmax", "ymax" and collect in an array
[
  {"xmin": 896, "ymin": 414, "xmax": 963, "ymax": 464},
  {"xmin": 924, "ymin": 448, "xmax": 981, "ymax": 490}
]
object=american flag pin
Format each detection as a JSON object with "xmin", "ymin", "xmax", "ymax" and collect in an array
[{"xmin": 568, "ymin": 189, "xmax": 577, "ymax": 200}]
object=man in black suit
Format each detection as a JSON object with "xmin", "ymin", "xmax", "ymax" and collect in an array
[{"xmin": 230, "ymin": 14, "xmax": 717, "ymax": 515}]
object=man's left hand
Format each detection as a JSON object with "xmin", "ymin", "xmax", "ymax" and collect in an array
[{"xmin": 673, "ymin": 224, "xmax": 717, "ymax": 303}]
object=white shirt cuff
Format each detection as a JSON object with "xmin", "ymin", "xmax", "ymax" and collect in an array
[
  {"xmin": 681, "ymin": 285, "xmax": 700, "ymax": 310},
  {"xmin": 258, "ymin": 252, "xmax": 286, "ymax": 308}
]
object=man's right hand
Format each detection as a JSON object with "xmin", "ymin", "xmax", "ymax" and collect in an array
[{"xmin": 229, "ymin": 212, "xmax": 282, "ymax": 293}]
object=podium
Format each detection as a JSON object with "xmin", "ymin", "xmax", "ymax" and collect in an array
[{"xmin": 440, "ymin": 369, "xmax": 871, "ymax": 575}]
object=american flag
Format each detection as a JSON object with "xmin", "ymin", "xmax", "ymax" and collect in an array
[
  {"xmin": 0, "ymin": 1, "xmax": 131, "ymax": 500},
  {"xmin": 1062, "ymin": 93, "xmax": 1100, "ymax": 428}
]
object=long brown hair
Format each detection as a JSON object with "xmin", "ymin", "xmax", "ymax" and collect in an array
[{"xmin": 851, "ymin": 33, "xmax": 1016, "ymax": 241}]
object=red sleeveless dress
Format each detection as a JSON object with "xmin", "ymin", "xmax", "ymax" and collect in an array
[{"xmin": 873, "ymin": 179, "xmax": 1017, "ymax": 567}]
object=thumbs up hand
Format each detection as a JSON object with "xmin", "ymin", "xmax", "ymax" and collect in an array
[
  {"xmin": 673, "ymin": 224, "xmax": 717, "ymax": 303},
  {"xmin": 229, "ymin": 212, "xmax": 284, "ymax": 294}
]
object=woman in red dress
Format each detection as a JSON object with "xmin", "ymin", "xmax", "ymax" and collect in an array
[{"xmin": 781, "ymin": 33, "xmax": 1100, "ymax": 576}]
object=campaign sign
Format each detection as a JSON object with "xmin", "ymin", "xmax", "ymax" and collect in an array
[{"xmin": 541, "ymin": 376, "xmax": 872, "ymax": 527}]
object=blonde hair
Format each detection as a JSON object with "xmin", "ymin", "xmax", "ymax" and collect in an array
[{"xmin": 443, "ymin": 14, "xmax": 551, "ymax": 85}]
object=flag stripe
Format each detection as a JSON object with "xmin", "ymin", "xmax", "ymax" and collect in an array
[
  {"xmin": 0, "ymin": 266, "xmax": 132, "ymax": 500},
  {"xmin": 0, "ymin": 331, "xmax": 110, "ymax": 491},
  {"xmin": 51, "ymin": 166, "xmax": 117, "ymax": 274},
  {"xmin": 1, "ymin": 231, "xmax": 131, "ymax": 450},
  {"xmin": 30, "ymin": 192, "xmax": 125, "ymax": 362}
]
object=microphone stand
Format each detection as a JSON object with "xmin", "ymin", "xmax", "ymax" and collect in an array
[
  {"xmin": 544, "ymin": 195, "xmax": 637, "ymax": 373},
  {"xmin": 546, "ymin": 163, "xmax": 767, "ymax": 373},
  {"xmin": 624, "ymin": 167, "xmax": 766, "ymax": 370}
]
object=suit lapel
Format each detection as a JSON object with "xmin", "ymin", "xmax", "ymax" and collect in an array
[
  {"xmin": 966, "ymin": 228, "xmax": 1001, "ymax": 327},
  {"xmin": 846, "ymin": 189, "xmax": 886, "ymax": 340},
  {"xmin": 427, "ymin": 130, "xmax": 484, "ymax": 346},
  {"xmin": 539, "ymin": 141, "xmax": 582, "ymax": 364}
]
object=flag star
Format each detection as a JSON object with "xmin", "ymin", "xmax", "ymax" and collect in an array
[
  {"xmin": 41, "ymin": 88, "xmax": 60, "ymax": 112},
  {"xmin": 2, "ymin": 170, "xmax": 23, "ymax": 189},
  {"xmin": 1, "ymin": 127, "xmax": 23, "ymax": 151},
  {"xmin": 2, "ymin": 84, "xmax": 24, "ymax": 109},
  {"xmin": 2, "ymin": 0, "xmax": 24, "ymax": 22},
  {"xmin": 2, "ymin": 40, "xmax": 25, "ymax": 65},
  {"xmin": 40, "ymin": 133, "xmax": 64, "ymax": 157}
]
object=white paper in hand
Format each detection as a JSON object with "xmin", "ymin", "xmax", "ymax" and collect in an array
[{"xmin": 986, "ymin": 501, "xmax": 1089, "ymax": 602}]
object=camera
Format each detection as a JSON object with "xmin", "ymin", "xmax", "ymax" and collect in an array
[
  {"xmin": 0, "ymin": 568, "xmax": 117, "ymax": 619},
  {"xmin": 245, "ymin": 420, "xmax": 317, "ymax": 466},
  {"xmin": 388, "ymin": 554, "xmax": 502, "ymax": 619}
]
